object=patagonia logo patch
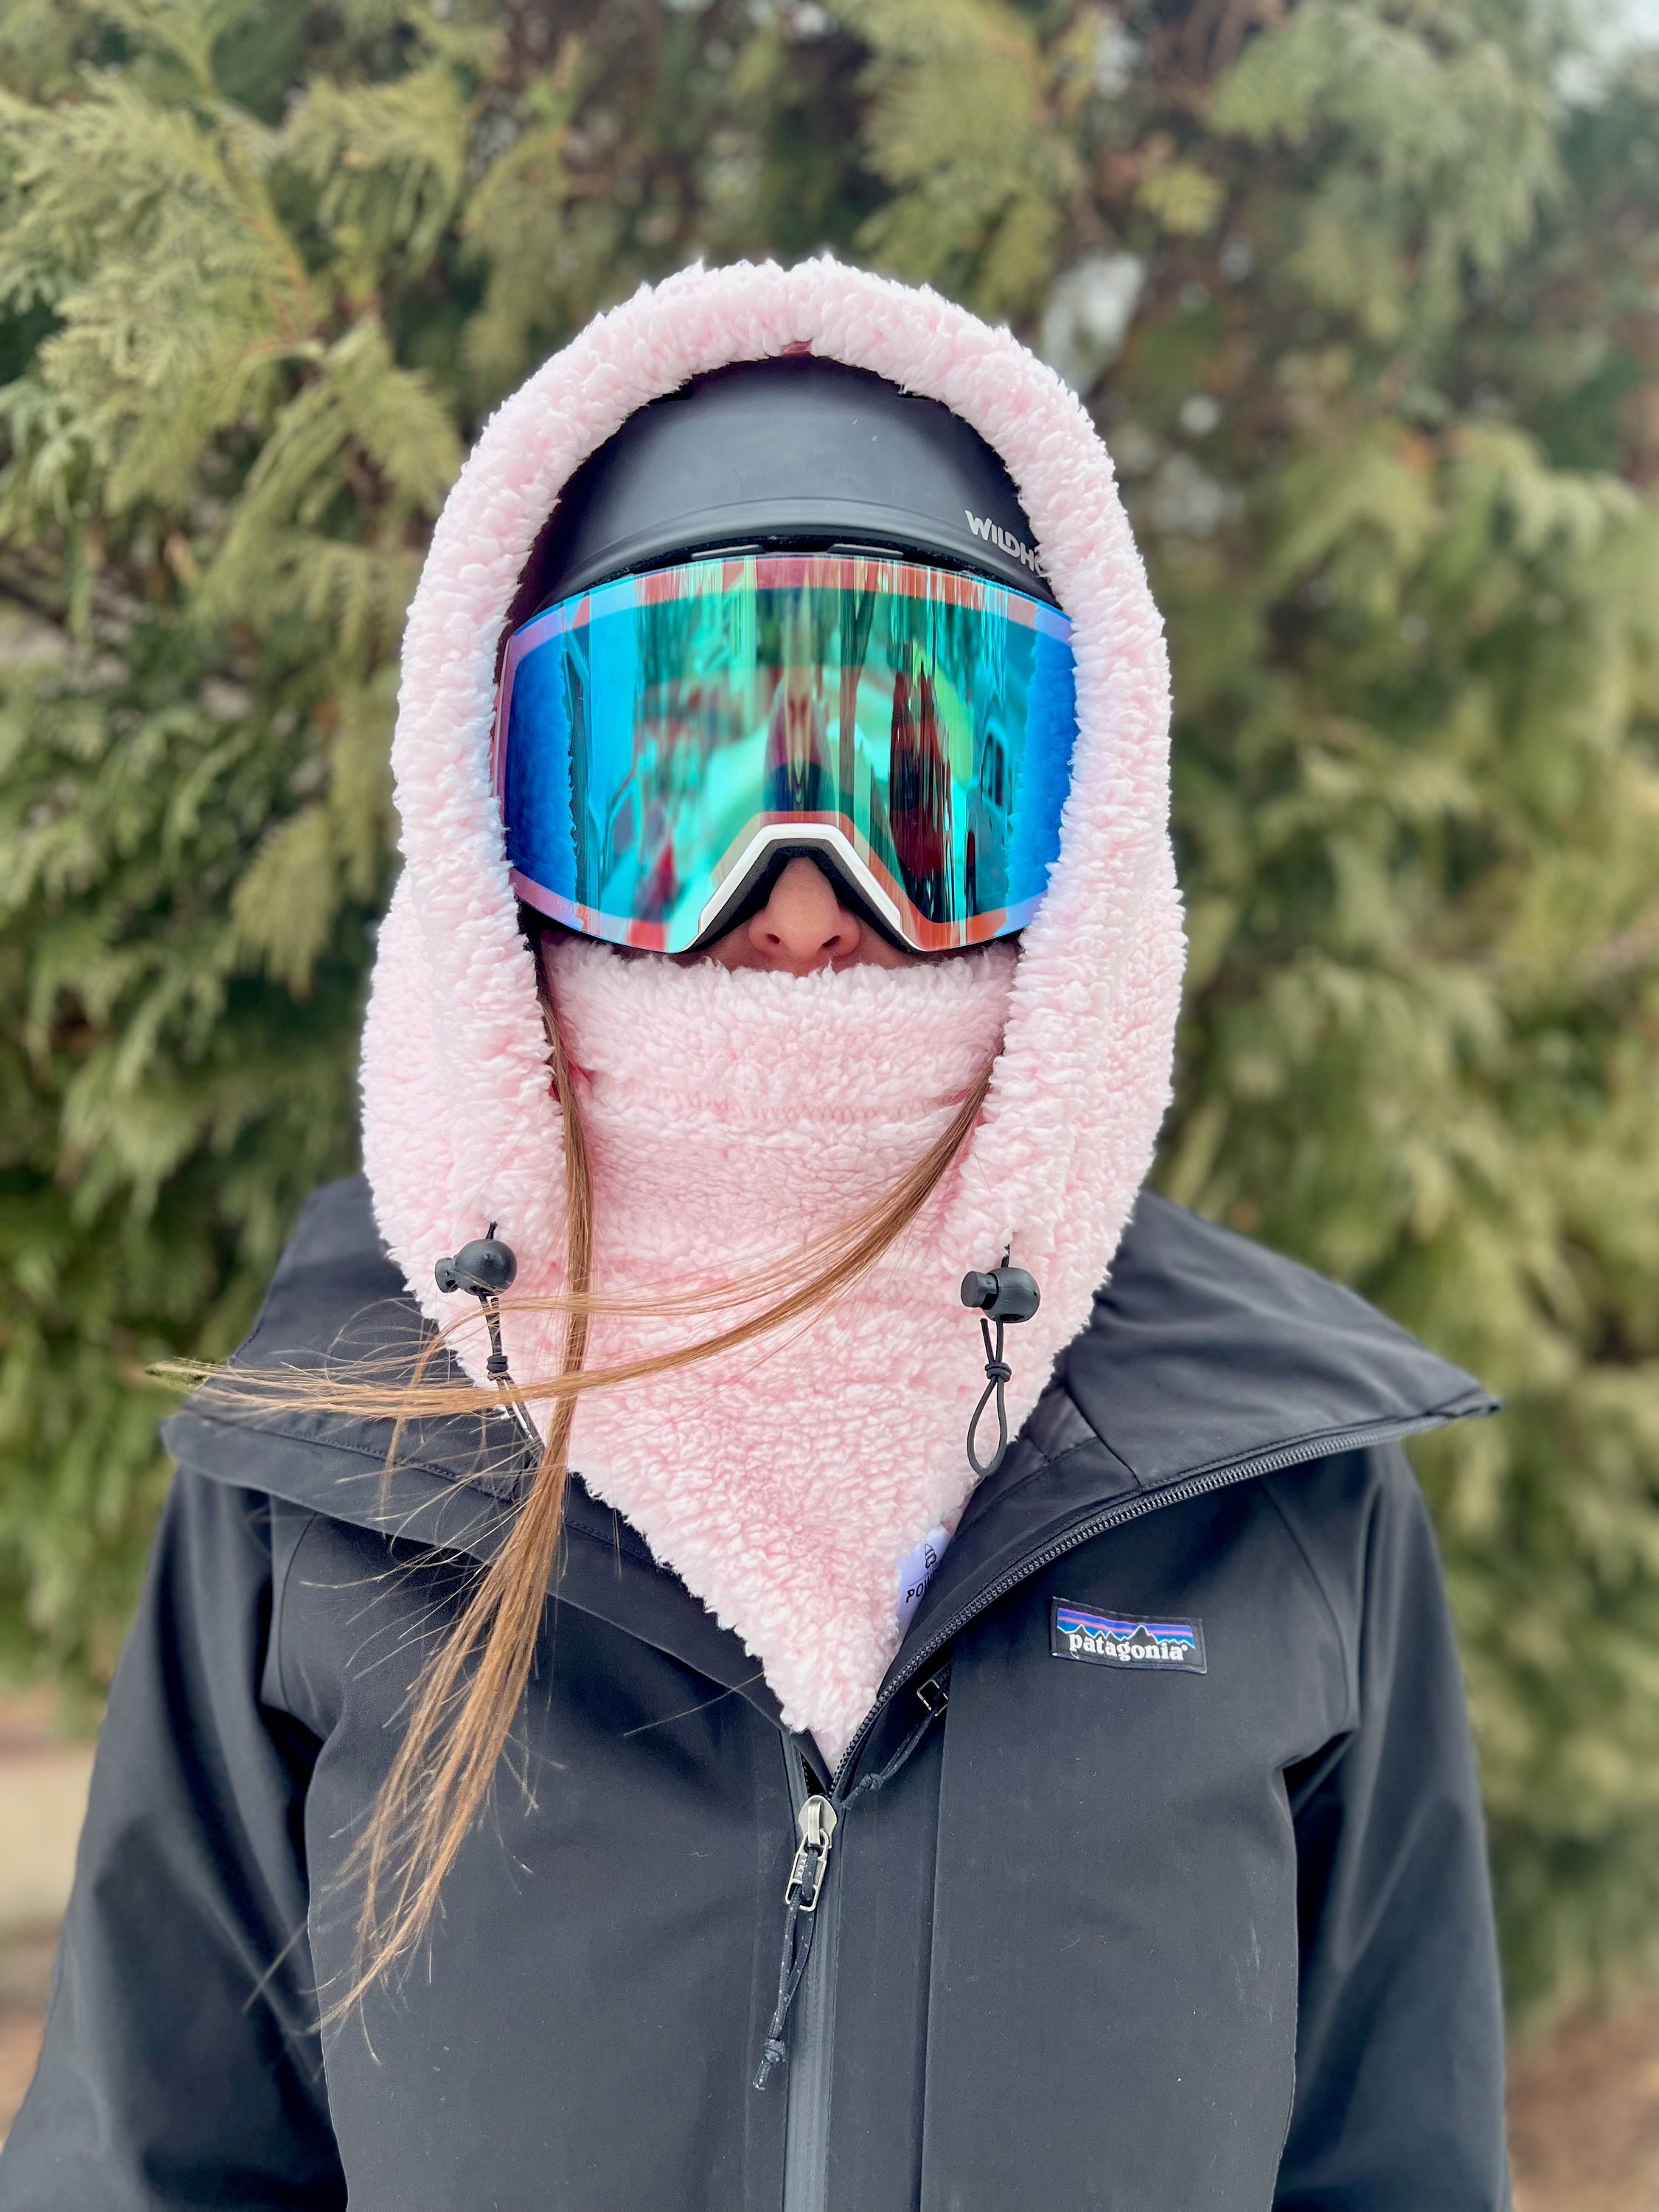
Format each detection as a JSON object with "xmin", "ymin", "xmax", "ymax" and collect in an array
[{"xmin": 1050, "ymin": 1599, "xmax": 1207, "ymax": 1674}]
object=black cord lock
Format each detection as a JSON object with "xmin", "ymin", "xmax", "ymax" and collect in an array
[
  {"xmin": 434, "ymin": 1231, "xmax": 518, "ymax": 1303},
  {"xmin": 960, "ymin": 1263, "xmax": 1040, "ymax": 1479}
]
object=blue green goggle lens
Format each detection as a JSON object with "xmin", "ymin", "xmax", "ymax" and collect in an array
[{"xmin": 492, "ymin": 551, "xmax": 1078, "ymax": 954}]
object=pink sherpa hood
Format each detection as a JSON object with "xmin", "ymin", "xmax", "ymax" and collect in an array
[{"xmin": 361, "ymin": 256, "xmax": 1183, "ymax": 1763}]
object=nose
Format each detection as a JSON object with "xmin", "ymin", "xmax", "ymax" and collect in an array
[{"xmin": 748, "ymin": 857, "xmax": 865, "ymax": 973}]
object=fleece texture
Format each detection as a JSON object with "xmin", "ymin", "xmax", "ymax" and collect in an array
[
  {"xmin": 360, "ymin": 256, "xmax": 1183, "ymax": 1755},
  {"xmin": 546, "ymin": 935, "xmax": 1017, "ymax": 1763}
]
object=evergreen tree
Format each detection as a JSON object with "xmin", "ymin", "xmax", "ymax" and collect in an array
[{"xmin": 1, "ymin": 0, "xmax": 1655, "ymax": 2019}]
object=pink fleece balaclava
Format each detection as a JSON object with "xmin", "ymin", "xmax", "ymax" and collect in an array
[
  {"xmin": 360, "ymin": 257, "xmax": 1184, "ymax": 1760},
  {"xmin": 546, "ymin": 935, "xmax": 1018, "ymax": 1764}
]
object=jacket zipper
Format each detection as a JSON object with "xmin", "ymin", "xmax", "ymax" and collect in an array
[
  {"xmin": 779, "ymin": 1738, "xmax": 840, "ymax": 2212},
  {"xmin": 768, "ymin": 1402, "xmax": 1473, "ymax": 2212}
]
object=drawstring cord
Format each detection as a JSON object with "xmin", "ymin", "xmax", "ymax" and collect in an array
[
  {"xmin": 477, "ymin": 1298, "xmax": 540, "ymax": 1451},
  {"xmin": 959, "ymin": 1262, "xmax": 1041, "ymax": 1481},
  {"xmin": 966, "ymin": 1313, "xmax": 1013, "ymax": 1479}
]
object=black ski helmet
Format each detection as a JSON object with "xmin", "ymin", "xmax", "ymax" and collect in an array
[{"xmin": 508, "ymin": 352, "xmax": 1055, "ymax": 622}]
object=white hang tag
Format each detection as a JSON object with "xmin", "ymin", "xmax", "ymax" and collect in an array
[{"xmin": 895, "ymin": 1525, "xmax": 950, "ymax": 1638}]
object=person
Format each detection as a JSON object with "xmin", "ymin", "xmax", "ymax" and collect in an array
[{"xmin": 0, "ymin": 260, "xmax": 1511, "ymax": 2211}]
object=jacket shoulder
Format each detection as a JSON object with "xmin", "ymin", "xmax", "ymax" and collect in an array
[
  {"xmin": 159, "ymin": 1176, "xmax": 528, "ymax": 1542},
  {"xmin": 243, "ymin": 1174, "xmax": 404, "ymax": 1354},
  {"xmin": 1060, "ymin": 1193, "xmax": 1494, "ymax": 1491}
]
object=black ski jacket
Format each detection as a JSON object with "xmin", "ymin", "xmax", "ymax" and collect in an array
[{"xmin": 2, "ymin": 1175, "xmax": 1509, "ymax": 2211}]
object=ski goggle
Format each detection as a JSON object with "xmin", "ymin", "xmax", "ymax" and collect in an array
[{"xmin": 492, "ymin": 550, "xmax": 1078, "ymax": 954}]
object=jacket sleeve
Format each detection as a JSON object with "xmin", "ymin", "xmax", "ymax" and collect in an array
[
  {"xmin": 0, "ymin": 1468, "xmax": 345, "ymax": 2211},
  {"xmin": 1274, "ymin": 1444, "xmax": 1511, "ymax": 2212}
]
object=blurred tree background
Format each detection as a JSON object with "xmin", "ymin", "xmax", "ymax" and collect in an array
[{"xmin": 1, "ymin": 0, "xmax": 1656, "ymax": 2024}]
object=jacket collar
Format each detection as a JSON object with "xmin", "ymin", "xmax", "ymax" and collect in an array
[
  {"xmin": 164, "ymin": 1176, "xmax": 1492, "ymax": 1739},
  {"xmin": 898, "ymin": 1192, "xmax": 1492, "ymax": 1663}
]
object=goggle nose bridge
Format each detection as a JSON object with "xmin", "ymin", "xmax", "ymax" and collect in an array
[{"xmin": 689, "ymin": 824, "xmax": 912, "ymax": 954}]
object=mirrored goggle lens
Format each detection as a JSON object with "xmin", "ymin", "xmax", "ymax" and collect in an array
[{"xmin": 493, "ymin": 552, "xmax": 1077, "ymax": 953}]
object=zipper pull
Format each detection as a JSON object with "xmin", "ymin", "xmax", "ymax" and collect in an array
[
  {"xmin": 754, "ymin": 1793, "xmax": 841, "ymax": 2090},
  {"xmin": 784, "ymin": 1794, "xmax": 838, "ymax": 1913}
]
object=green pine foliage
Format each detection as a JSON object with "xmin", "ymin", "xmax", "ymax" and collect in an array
[{"xmin": 1, "ymin": 0, "xmax": 1655, "ymax": 2020}]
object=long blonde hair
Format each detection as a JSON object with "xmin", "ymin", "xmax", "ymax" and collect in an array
[{"xmin": 185, "ymin": 939, "xmax": 990, "ymax": 2016}]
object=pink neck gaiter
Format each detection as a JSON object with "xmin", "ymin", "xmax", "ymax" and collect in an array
[{"xmin": 547, "ymin": 934, "xmax": 1018, "ymax": 1765}]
